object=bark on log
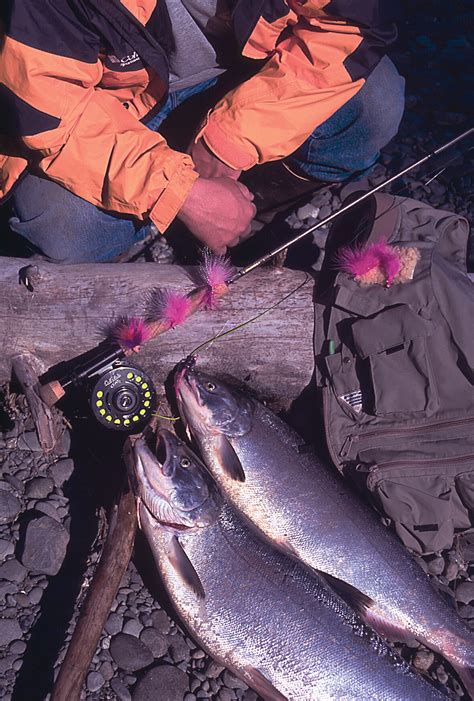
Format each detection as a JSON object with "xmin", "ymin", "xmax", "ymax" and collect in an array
[{"xmin": 1, "ymin": 257, "xmax": 315, "ymax": 408}]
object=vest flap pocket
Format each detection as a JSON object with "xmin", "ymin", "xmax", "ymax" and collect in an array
[
  {"xmin": 352, "ymin": 306, "xmax": 433, "ymax": 358},
  {"xmin": 351, "ymin": 306, "xmax": 438, "ymax": 416}
]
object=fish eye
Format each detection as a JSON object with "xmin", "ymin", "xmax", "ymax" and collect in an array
[
  {"xmin": 180, "ymin": 457, "xmax": 191, "ymax": 468},
  {"xmin": 206, "ymin": 382, "xmax": 216, "ymax": 392}
]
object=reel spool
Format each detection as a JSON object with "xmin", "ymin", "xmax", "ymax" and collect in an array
[{"xmin": 90, "ymin": 364, "xmax": 157, "ymax": 431}]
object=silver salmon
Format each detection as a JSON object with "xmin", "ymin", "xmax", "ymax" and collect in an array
[
  {"xmin": 175, "ymin": 364, "xmax": 474, "ymax": 696},
  {"xmin": 130, "ymin": 428, "xmax": 446, "ymax": 701}
]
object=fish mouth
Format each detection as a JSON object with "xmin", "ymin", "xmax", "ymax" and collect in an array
[{"xmin": 174, "ymin": 365, "xmax": 211, "ymax": 439}]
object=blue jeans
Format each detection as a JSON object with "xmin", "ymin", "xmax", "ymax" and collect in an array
[{"xmin": 9, "ymin": 57, "xmax": 404, "ymax": 263}]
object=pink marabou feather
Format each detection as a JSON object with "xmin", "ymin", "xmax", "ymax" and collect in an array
[
  {"xmin": 337, "ymin": 242, "xmax": 401, "ymax": 284},
  {"xmin": 146, "ymin": 288, "xmax": 191, "ymax": 328},
  {"xmin": 109, "ymin": 316, "xmax": 153, "ymax": 350},
  {"xmin": 199, "ymin": 249, "xmax": 234, "ymax": 289}
]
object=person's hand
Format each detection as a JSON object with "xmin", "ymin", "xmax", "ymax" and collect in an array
[
  {"xmin": 189, "ymin": 139, "xmax": 242, "ymax": 181},
  {"xmin": 178, "ymin": 176, "xmax": 256, "ymax": 254}
]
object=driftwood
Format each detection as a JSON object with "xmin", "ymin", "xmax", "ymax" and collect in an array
[
  {"xmin": 11, "ymin": 352, "xmax": 58, "ymax": 453},
  {"xmin": 1, "ymin": 257, "xmax": 315, "ymax": 408}
]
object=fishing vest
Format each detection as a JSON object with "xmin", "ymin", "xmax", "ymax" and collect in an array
[{"xmin": 315, "ymin": 192, "xmax": 474, "ymax": 556}]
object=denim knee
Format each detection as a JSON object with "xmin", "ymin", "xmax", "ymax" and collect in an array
[
  {"xmin": 9, "ymin": 173, "xmax": 149, "ymax": 263},
  {"xmin": 289, "ymin": 56, "xmax": 405, "ymax": 182}
]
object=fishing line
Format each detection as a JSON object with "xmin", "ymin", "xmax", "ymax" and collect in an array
[{"xmin": 188, "ymin": 273, "xmax": 311, "ymax": 358}]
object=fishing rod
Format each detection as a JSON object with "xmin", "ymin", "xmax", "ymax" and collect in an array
[{"xmin": 227, "ymin": 126, "xmax": 474, "ymax": 285}]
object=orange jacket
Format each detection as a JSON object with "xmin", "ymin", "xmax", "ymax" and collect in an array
[{"xmin": 0, "ymin": 0, "xmax": 399, "ymax": 232}]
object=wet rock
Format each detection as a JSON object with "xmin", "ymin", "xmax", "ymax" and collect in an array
[
  {"xmin": 206, "ymin": 661, "xmax": 226, "ymax": 679},
  {"xmin": 427, "ymin": 556, "xmax": 445, "ymax": 576},
  {"xmin": 33, "ymin": 501, "xmax": 60, "ymax": 521},
  {"xmin": 455, "ymin": 581, "xmax": 474, "ymax": 605},
  {"xmin": 0, "ymin": 539, "xmax": 14, "ymax": 560},
  {"xmin": 132, "ymin": 665, "xmax": 189, "ymax": 701},
  {"xmin": 10, "ymin": 639, "xmax": 27, "ymax": 655},
  {"xmin": 99, "ymin": 660, "xmax": 114, "ymax": 681},
  {"xmin": 111, "ymin": 678, "xmax": 132, "ymax": 701},
  {"xmin": 217, "ymin": 690, "xmax": 236, "ymax": 701},
  {"xmin": 20, "ymin": 515, "xmax": 69, "ymax": 575},
  {"xmin": 25, "ymin": 478, "xmax": 54, "ymax": 499},
  {"xmin": 139, "ymin": 628, "xmax": 169, "ymax": 658},
  {"xmin": 444, "ymin": 560, "xmax": 459, "ymax": 582},
  {"xmin": 28, "ymin": 587, "xmax": 43, "ymax": 605},
  {"xmin": 150, "ymin": 609, "xmax": 171, "ymax": 635},
  {"xmin": 296, "ymin": 204, "xmax": 319, "ymax": 221},
  {"xmin": 0, "ymin": 559, "xmax": 27, "ymax": 583},
  {"xmin": 110, "ymin": 633, "xmax": 154, "ymax": 672},
  {"xmin": 55, "ymin": 430, "xmax": 71, "ymax": 457},
  {"xmin": 222, "ymin": 670, "xmax": 248, "ymax": 691},
  {"xmin": 413, "ymin": 649, "xmax": 435, "ymax": 672},
  {"xmin": 86, "ymin": 671, "xmax": 104, "ymax": 693},
  {"xmin": 0, "ymin": 619, "xmax": 22, "ymax": 646},
  {"xmin": 105, "ymin": 612, "xmax": 123, "ymax": 636},
  {"xmin": 0, "ymin": 492, "xmax": 21, "ymax": 525},
  {"xmin": 17, "ymin": 431, "xmax": 42, "ymax": 452},
  {"xmin": 123, "ymin": 618, "xmax": 144, "ymax": 638},
  {"xmin": 169, "ymin": 635, "xmax": 191, "ymax": 663},
  {"xmin": 49, "ymin": 459, "xmax": 74, "ymax": 488}
]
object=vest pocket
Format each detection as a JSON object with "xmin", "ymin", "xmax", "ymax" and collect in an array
[
  {"xmin": 365, "ymin": 455, "xmax": 474, "ymax": 555},
  {"xmin": 351, "ymin": 305, "xmax": 439, "ymax": 417}
]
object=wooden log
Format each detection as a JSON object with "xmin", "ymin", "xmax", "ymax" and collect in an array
[{"xmin": 0, "ymin": 257, "xmax": 315, "ymax": 408}]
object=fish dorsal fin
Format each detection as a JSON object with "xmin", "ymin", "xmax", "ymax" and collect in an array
[
  {"xmin": 316, "ymin": 571, "xmax": 374, "ymax": 617},
  {"xmin": 167, "ymin": 535, "xmax": 205, "ymax": 600},
  {"xmin": 216, "ymin": 434, "xmax": 245, "ymax": 482},
  {"xmin": 244, "ymin": 667, "xmax": 288, "ymax": 701}
]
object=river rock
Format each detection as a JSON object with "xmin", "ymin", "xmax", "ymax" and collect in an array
[
  {"xmin": 455, "ymin": 581, "xmax": 474, "ymax": 605},
  {"xmin": 105, "ymin": 612, "xmax": 123, "ymax": 636},
  {"xmin": 25, "ymin": 478, "xmax": 54, "ymax": 499},
  {"xmin": 132, "ymin": 665, "xmax": 189, "ymax": 701},
  {"xmin": 0, "ymin": 492, "xmax": 21, "ymax": 525},
  {"xmin": 20, "ymin": 515, "xmax": 69, "ymax": 575},
  {"xmin": 222, "ymin": 670, "xmax": 248, "ymax": 691},
  {"xmin": 413, "ymin": 649, "xmax": 435, "ymax": 672},
  {"xmin": 49, "ymin": 459, "xmax": 74, "ymax": 488},
  {"xmin": 110, "ymin": 633, "xmax": 154, "ymax": 672},
  {"xmin": 140, "ymin": 628, "xmax": 169, "ymax": 658},
  {"xmin": 150, "ymin": 609, "xmax": 171, "ymax": 635},
  {"xmin": 0, "ymin": 559, "xmax": 27, "ymax": 583},
  {"xmin": 111, "ymin": 678, "xmax": 132, "ymax": 701},
  {"xmin": 0, "ymin": 539, "xmax": 14, "ymax": 559},
  {"xmin": 0, "ymin": 619, "xmax": 22, "ymax": 646}
]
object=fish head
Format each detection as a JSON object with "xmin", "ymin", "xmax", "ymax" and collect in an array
[
  {"xmin": 131, "ymin": 427, "xmax": 221, "ymax": 530},
  {"xmin": 175, "ymin": 364, "xmax": 253, "ymax": 441}
]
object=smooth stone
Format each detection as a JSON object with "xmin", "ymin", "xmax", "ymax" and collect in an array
[
  {"xmin": 25, "ymin": 478, "xmax": 54, "ymax": 499},
  {"xmin": 217, "ymin": 690, "xmax": 236, "ymax": 701},
  {"xmin": 132, "ymin": 665, "xmax": 189, "ymax": 701},
  {"xmin": 86, "ymin": 671, "xmax": 105, "ymax": 693},
  {"xmin": 49, "ymin": 459, "xmax": 74, "ymax": 488},
  {"xmin": 184, "ymin": 694, "xmax": 197, "ymax": 701},
  {"xmin": 191, "ymin": 649, "xmax": 206, "ymax": 660},
  {"xmin": 427, "ymin": 556, "xmax": 445, "ymax": 576},
  {"xmin": 9, "ymin": 640, "xmax": 27, "ymax": 655},
  {"xmin": 105, "ymin": 612, "xmax": 123, "ymax": 636},
  {"xmin": 0, "ymin": 655, "xmax": 15, "ymax": 675},
  {"xmin": 28, "ymin": 587, "xmax": 43, "ymax": 605},
  {"xmin": 0, "ymin": 540, "xmax": 14, "ymax": 560},
  {"xmin": 55, "ymin": 430, "xmax": 71, "ymax": 457},
  {"xmin": 0, "ymin": 493, "xmax": 20, "ymax": 525},
  {"xmin": 20, "ymin": 516, "xmax": 69, "ymax": 575},
  {"xmin": 0, "ymin": 559, "xmax": 27, "ymax": 583},
  {"xmin": 99, "ymin": 660, "xmax": 114, "ymax": 681},
  {"xmin": 0, "ymin": 619, "xmax": 22, "ymax": 646},
  {"xmin": 139, "ymin": 628, "xmax": 169, "ymax": 658},
  {"xmin": 456, "ymin": 581, "xmax": 474, "ymax": 605},
  {"xmin": 17, "ymin": 431, "xmax": 42, "ymax": 452},
  {"xmin": 122, "ymin": 619, "xmax": 143, "ymax": 638},
  {"xmin": 169, "ymin": 635, "xmax": 191, "ymax": 663},
  {"xmin": 110, "ymin": 678, "xmax": 132, "ymax": 701},
  {"xmin": 109, "ymin": 633, "xmax": 154, "ymax": 672},
  {"xmin": 150, "ymin": 610, "xmax": 171, "ymax": 635},
  {"xmin": 296, "ymin": 204, "xmax": 319, "ymax": 221},
  {"xmin": 222, "ymin": 671, "xmax": 248, "ymax": 691},
  {"xmin": 0, "ymin": 481, "xmax": 14, "ymax": 492},
  {"xmin": 242, "ymin": 691, "xmax": 258, "ymax": 701},
  {"xmin": 205, "ymin": 661, "xmax": 225, "ymax": 679},
  {"xmin": 0, "ymin": 582, "xmax": 16, "ymax": 601}
]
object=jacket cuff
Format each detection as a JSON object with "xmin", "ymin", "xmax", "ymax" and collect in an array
[
  {"xmin": 197, "ymin": 118, "xmax": 257, "ymax": 171},
  {"xmin": 149, "ymin": 163, "xmax": 199, "ymax": 233}
]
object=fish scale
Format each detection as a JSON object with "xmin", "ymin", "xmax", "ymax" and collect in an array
[
  {"xmin": 140, "ymin": 499, "xmax": 444, "ymax": 701},
  {"xmin": 175, "ymin": 368, "xmax": 474, "ymax": 695}
]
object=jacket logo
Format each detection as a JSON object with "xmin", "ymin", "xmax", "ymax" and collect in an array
[{"xmin": 108, "ymin": 51, "xmax": 140, "ymax": 67}]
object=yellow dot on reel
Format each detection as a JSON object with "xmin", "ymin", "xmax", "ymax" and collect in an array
[
  {"xmin": 139, "ymin": 409, "xmax": 146, "ymax": 416},
  {"xmin": 144, "ymin": 391, "xmax": 151, "ymax": 398},
  {"xmin": 141, "ymin": 383, "xmax": 148, "ymax": 389},
  {"xmin": 106, "ymin": 415, "xmax": 112, "ymax": 422},
  {"xmin": 144, "ymin": 401, "xmax": 150, "ymax": 408},
  {"xmin": 132, "ymin": 415, "xmax": 139, "ymax": 422},
  {"xmin": 96, "ymin": 400, "xmax": 103, "ymax": 407},
  {"xmin": 124, "ymin": 419, "xmax": 130, "ymax": 426},
  {"xmin": 127, "ymin": 372, "xmax": 134, "ymax": 379},
  {"xmin": 135, "ymin": 375, "xmax": 142, "ymax": 383},
  {"xmin": 114, "ymin": 418, "xmax": 121, "ymax": 425},
  {"xmin": 96, "ymin": 390, "xmax": 104, "ymax": 398},
  {"xmin": 99, "ymin": 409, "xmax": 106, "ymax": 416}
]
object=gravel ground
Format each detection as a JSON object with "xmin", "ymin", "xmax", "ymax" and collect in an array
[{"xmin": 1, "ymin": 1, "xmax": 473, "ymax": 700}]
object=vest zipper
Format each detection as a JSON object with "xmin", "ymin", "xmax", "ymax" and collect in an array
[{"xmin": 367, "ymin": 453, "xmax": 474, "ymax": 491}]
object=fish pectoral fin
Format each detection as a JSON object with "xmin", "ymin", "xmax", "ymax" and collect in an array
[
  {"xmin": 167, "ymin": 535, "xmax": 205, "ymax": 600},
  {"xmin": 244, "ymin": 667, "xmax": 288, "ymax": 701},
  {"xmin": 216, "ymin": 435, "xmax": 245, "ymax": 482},
  {"xmin": 316, "ymin": 571, "xmax": 374, "ymax": 617}
]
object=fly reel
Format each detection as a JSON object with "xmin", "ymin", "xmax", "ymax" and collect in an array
[{"xmin": 90, "ymin": 364, "xmax": 157, "ymax": 431}]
